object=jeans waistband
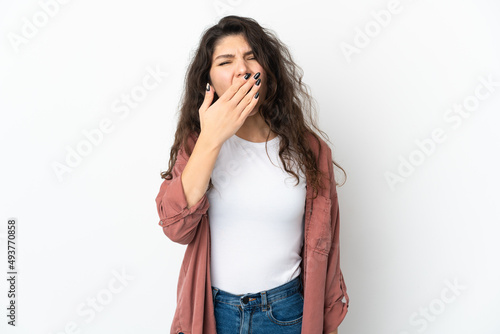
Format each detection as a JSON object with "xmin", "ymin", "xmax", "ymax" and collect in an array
[{"xmin": 211, "ymin": 275, "xmax": 303, "ymax": 311}]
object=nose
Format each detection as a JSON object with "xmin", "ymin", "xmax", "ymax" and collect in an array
[{"xmin": 235, "ymin": 59, "xmax": 251, "ymax": 78}]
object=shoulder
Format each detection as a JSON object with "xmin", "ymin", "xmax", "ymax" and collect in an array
[
  {"xmin": 304, "ymin": 130, "xmax": 332, "ymax": 162},
  {"xmin": 177, "ymin": 131, "xmax": 200, "ymax": 159},
  {"xmin": 304, "ymin": 129, "xmax": 336, "ymax": 191}
]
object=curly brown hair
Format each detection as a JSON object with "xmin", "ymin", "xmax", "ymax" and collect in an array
[{"xmin": 160, "ymin": 15, "xmax": 346, "ymax": 199}]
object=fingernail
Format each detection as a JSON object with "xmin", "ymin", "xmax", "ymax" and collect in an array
[
  {"xmin": 244, "ymin": 73, "xmax": 251, "ymax": 80},
  {"xmin": 254, "ymin": 91, "xmax": 259, "ymax": 99},
  {"xmin": 206, "ymin": 83, "xmax": 210, "ymax": 91},
  {"xmin": 253, "ymin": 72, "xmax": 260, "ymax": 80},
  {"xmin": 255, "ymin": 78, "xmax": 261, "ymax": 86}
]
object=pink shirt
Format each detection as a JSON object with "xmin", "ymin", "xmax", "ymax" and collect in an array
[{"xmin": 155, "ymin": 130, "xmax": 349, "ymax": 333}]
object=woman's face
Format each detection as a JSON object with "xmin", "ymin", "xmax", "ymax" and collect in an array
[{"xmin": 209, "ymin": 34, "xmax": 266, "ymax": 115}]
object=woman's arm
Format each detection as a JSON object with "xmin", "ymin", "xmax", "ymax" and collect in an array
[
  {"xmin": 156, "ymin": 71, "xmax": 261, "ymax": 243},
  {"xmin": 155, "ymin": 133, "xmax": 219, "ymax": 245},
  {"xmin": 181, "ymin": 132, "xmax": 221, "ymax": 208}
]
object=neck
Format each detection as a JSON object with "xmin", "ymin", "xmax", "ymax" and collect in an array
[{"xmin": 236, "ymin": 112, "xmax": 276, "ymax": 142}]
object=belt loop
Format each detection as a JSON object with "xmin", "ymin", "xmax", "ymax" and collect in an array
[
  {"xmin": 261, "ymin": 291, "xmax": 268, "ymax": 311},
  {"xmin": 212, "ymin": 287, "xmax": 218, "ymax": 304}
]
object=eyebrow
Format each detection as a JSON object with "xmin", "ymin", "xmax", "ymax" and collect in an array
[{"xmin": 214, "ymin": 50, "xmax": 254, "ymax": 61}]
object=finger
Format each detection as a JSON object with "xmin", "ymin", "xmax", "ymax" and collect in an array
[
  {"xmin": 218, "ymin": 73, "xmax": 252, "ymax": 102},
  {"xmin": 199, "ymin": 82, "xmax": 214, "ymax": 113},
  {"xmin": 230, "ymin": 73, "xmax": 260, "ymax": 105},
  {"xmin": 234, "ymin": 78, "xmax": 261, "ymax": 113},
  {"xmin": 238, "ymin": 87, "xmax": 260, "ymax": 122}
]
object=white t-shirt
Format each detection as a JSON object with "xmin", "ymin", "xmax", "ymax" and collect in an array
[{"xmin": 207, "ymin": 133, "xmax": 306, "ymax": 294}]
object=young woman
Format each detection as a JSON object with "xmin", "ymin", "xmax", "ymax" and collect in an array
[{"xmin": 156, "ymin": 15, "xmax": 349, "ymax": 334}]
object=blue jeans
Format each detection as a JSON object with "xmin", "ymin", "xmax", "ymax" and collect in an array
[{"xmin": 211, "ymin": 275, "xmax": 304, "ymax": 333}]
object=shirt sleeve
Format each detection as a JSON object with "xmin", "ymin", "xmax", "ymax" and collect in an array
[
  {"xmin": 155, "ymin": 143, "xmax": 210, "ymax": 245},
  {"xmin": 323, "ymin": 147, "xmax": 349, "ymax": 332}
]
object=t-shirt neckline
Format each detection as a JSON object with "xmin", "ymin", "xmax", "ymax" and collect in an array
[{"xmin": 232, "ymin": 133, "xmax": 280, "ymax": 146}]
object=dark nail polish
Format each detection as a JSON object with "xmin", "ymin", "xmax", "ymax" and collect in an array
[
  {"xmin": 254, "ymin": 91, "xmax": 259, "ymax": 99},
  {"xmin": 206, "ymin": 83, "xmax": 210, "ymax": 91},
  {"xmin": 255, "ymin": 78, "xmax": 261, "ymax": 86},
  {"xmin": 253, "ymin": 72, "xmax": 260, "ymax": 80},
  {"xmin": 244, "ymin": 73, "xmax": 251, "ymax": 80}
]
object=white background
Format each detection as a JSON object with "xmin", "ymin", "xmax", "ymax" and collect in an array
[{"xmin": 1, "ymin": 0, "xmax": 499, "ymax": 333}]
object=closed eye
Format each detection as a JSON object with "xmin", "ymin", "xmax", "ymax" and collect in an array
[{"xmin": 219, "ymin": 57, "xmax": 256, "ymax": 66}]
